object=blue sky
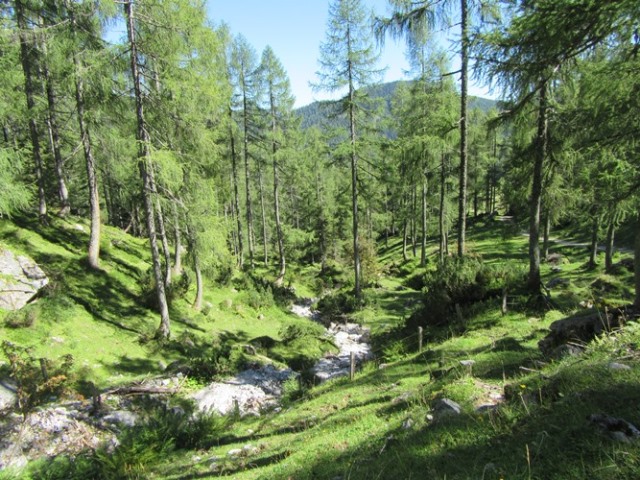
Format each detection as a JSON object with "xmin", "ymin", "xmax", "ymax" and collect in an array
[
  {"xmin": 206, "ymin": 0, "xmax": 412, "ymax": 107},
  {"xmin": 107, "ymin": 1, "xmax": 494, "ymax": 108}
]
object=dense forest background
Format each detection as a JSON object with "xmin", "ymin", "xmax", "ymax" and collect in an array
[{"xmin": 1, "ymin": 0, "xmax": 639, "ymax": 336}]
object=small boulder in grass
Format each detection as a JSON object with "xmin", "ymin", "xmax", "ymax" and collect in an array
[{"xmin": 589, "ymin": 414, "xmax": 640, "ymax": 443}]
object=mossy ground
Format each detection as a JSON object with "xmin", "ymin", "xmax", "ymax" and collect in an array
[{"xmin": 1, "ymin": 214, "xmax": 638, "ymax": 479}]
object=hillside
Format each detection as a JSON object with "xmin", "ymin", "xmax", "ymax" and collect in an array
[
  {"xmin": 295, "ymin": 80, "xmax": 498, "ymax": 131},
  {"xmin": 1, "ymin": 214, "xmax": 639, "ymax": 479}
]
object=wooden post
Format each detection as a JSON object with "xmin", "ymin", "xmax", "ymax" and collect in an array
[
  {"xmin": 350, "ymin": 352, "xmax": 356, "ymax": 381},
  {"xmin": 418, "ymin": 327, "xmax": 423, "ymax": 352}
]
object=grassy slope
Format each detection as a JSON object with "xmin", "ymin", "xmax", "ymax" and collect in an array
[
  {"xmin": 1, "ymin": 214, "xmax": 638, "ymax": 479},
  {"xmin": 151, "ymin": 217, "xmax": 639, "ymax": 480},
  {"xmin": 0, "ymin": 215, "xmax": 311, "ymax": 388}
]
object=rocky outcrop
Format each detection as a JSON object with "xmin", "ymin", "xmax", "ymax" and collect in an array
[
  {"xmin": 538, "ymin": 307, "xmax": 638, "ymax": 357},
  {"xmin": 0, "ymin": 248, "xmax": 48, "ymax": 311}
]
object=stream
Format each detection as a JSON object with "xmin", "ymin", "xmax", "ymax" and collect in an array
[{"xmin": 192, "ymin": 299, "xmax": 372, "ymax": 416}]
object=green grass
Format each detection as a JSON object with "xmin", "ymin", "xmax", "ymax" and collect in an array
[{"xmin": 2, "ymin": 214, "xmax": 638, "ymax": 479}]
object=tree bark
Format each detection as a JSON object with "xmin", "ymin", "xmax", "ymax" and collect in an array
[
  {"xmin": 241, "ymin": 79, "xmax": 255, "ymax": 269},
  {"xmin": 256, "ymin": 158, "xmax": 268, "ymax": 266},
  {"xmin": 229, "ymin": 107, "xmax": 244, "ymax": 269},
  {"xmin": 605, "ymin": 220, "xmax": 615, "ymax": 272},
  {"xmin": 42, "ymin": 63, "xmax": 70, "ymax": 216},
  {"xmin": 67, "ymin": 0, "xmax": 100, "ymax": 269},
  {"xmin": 420, "ymin": 171, "xmax": 427, "ymax": 267},
  {"xmin": 272, "ymin": 113, "xmax": 286, "ymax": 285},
  {"xmin": 634, "ymin": 215, "xmax": 640, "ymax": 310},
  {"xmin": 588, "ymin": 215, "xmax": 599, "ymax": 270},
  {"xmin": 125, "ymin": 0, "xmax": 171, "ymax": 339},
  {"xmin": 439, "ymin": 154, "xmax": 447, "ymax": 262},
  {"xmin": 457, "ymin": 0, "xmax": 469, "ymax": 257},
  {"xmin": 346, "ymin": 26, "xmax": 361, "ymax": 301},
  {"xmin": 527, "ymin": 81, "xmax": 548, "ymax": 295},
  {"xmin": 15, "ymin": 0, "xmax": 47, "ymax": 223},
  {"xmin": 542, "ymin": 211, "xmax": 550, "ymax": 261},
  {"xmin": 172, "ymin": 202, "xmax": 183, "ymax": 276}
]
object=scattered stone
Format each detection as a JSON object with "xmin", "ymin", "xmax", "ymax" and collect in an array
[
  {"xmin": 391, "ymin": 392, "xmax": 412, "ymax": 405},
  {"xmin": 257, "ymin": 313, "xmax": 265, "ymax": 320},
  {"xmin": 546, "ymin": 277, "xmax": 570, "ymax": 288},
  {"xmin": 551, "ymin": 266, "xmax": 563, "ymax": 273},
  {"xmin": 0, "ymin": 378, "xmax": 17, "ymax": 412},
  {"xmin": 73, "ymin": 224, "xmax": 85, "ymax": 232},
  {"xmin": 546, "ymin": 253, "xmax": 565, "ymax": 265},
  {"xmin": 551, "ymin": 343, "xmax": 584, "ymax": 359},
  {"xmin": 538, "ymin": 309, "xmax": 629, "ymax": 356},
  {"xmin": 402, "ymin": 418, "xmax": 414, "ymax": 430},
  {"xmin": 608, "ymin": 362, "xmax": 631, "ymax": 371},
  {"xmin": 432, "ymin": 398, "xmax": 462, "ymax": 419},
  {"xmin": 589, "ymin": 414, "xmax": 640, "ymax": 443},
  {"xmin": 579, "ymin": 300, "xmax": 593, "ymax": 309},
  {"xmin": 227, "ymin": 448, "xmax": 243, "ymax": 457},
  {"xmin": 101, "ymin": 410, "xmax": 138, "ymax": 428},
  {"xmin": 50, "ymin": 336, "xmax": 65, "ymax": 344},
  {"xmin": 459, "ymin": 360, "xmax": 475, "ymax": 367},
  {"xmin": 0, "ymin": 248, "xmax": 49, "ymax": 311}
]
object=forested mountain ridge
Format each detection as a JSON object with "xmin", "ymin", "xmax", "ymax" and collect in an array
[{"xmin": 295, "ymin": 80, "xmax": 498, "ymax": 131}]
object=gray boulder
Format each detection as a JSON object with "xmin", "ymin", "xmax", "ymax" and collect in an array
[
  {"xmin": 0, "ymin": 378, "xmax": 17, "ymax": 412},
  {"xmin": 0, "ymin": 248, "xmax": 48, "ymax": 311}
]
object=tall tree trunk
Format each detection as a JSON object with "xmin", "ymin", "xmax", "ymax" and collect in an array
[
  {"xmin": 16, "ymin": 0, "xmax": 47, "ymax": 223},
  {"xmin": 439, "ymin": 154, "xmax": 447, "ymax": 262},
  {"xmin": 634, "ymin": 215, "xmax": 640, "ymax": 310},
  {"xmin": 527, "ymin": 81, "xmax": 548, "ymax": 295},
  {"xmin": 347, "ymin": 27, "xmax": 361, "ymax": 301},
  {"xmin": 241, "ymin": 89, "xmax": 255, "ymax": 269},
  {"xmin": 125, "ymin": 0, "xmax": 170, "ymax": 339},
  {"xmin": 588, "ymin": 215, "xmax": 599, "ymax": 269},
  {"xmin": 256, "ymin": 159, "xmax": 268, "ymax": 266},
  {"xmin": 156, "ymin": 200, "xmax": 172, "ymax": 287},
  {"xmin": 411, "ymin": 185, "xmax": 417, "ymax": 257},
  {"xmin": 420, "ymin": 171, "xmax": 427, "ymax": 267},
  {"xmin": 229, "ymin": 108, "xmax": 244, "ymax": 269},
  {"xmin": 605, "ymin": 220, "xmax": 615, "ymax": 272},
  {"xmin": 457, "ymin": 0, "xmax": 469, "ymax": 257},
  {"xmin": 43, "ymin": 69, "xmax": 70, "ymax": 216},
  {"xmin": 172, "ymin": 202, "xmax": 183, "ymax": 276},
  {"xmin": 67, "ymin": 0, "xmax": 100, "ymax": 269},
  {"xmin": 542, "ymin": 211, "xmax": 550, "ymax": 261},
  {"xmin": 273, "ymin": 134, "xmax": 285, "ymax": 285}
]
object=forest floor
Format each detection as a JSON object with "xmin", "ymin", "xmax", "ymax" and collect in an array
[{"xmin": 0, "ymin": 214, "xmax": 639, "ymax": 479}]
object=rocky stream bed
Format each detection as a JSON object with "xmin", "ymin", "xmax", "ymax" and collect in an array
[{"xmin": 0, "ymin": 299, "xmax": 373, "ymax": 470}]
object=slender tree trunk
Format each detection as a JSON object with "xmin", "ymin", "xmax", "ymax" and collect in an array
[
  {"xmin": 172, "ymin": 202, "xmax": 183, "ymax": 276},
  {"xmin": 457, "ymin": 0, "xmax": 469, "ymax": 257},
  {"xmin": 16, "ymin": 0, "xmax": 47, "ymax": 223},
  {"xmin": 588, "ymin": 215, "xmax": 599, "ymax": 269},
  {"xmin": 241, "ymin": 87, "xmax": 255, "ymax": 269},
  {"xmin": 411, "ymin": 185, "xmax": 417, "ymax": 257},
  {"xmin": 402, "ymin": 214, "xmax": 408, "ymax": 262},
  {"xmin": 256, "ymin": 159, "xmax": 268, "ymax": 266},
  {"xmin": 273, "ymin": 132, "xmax": 286, "ymax": 285},
  {"xmin": 420, "ymin": 171, "xmax": 427, "ymax": 267},
  {"xmin": 542, "ymin": 211, "xmax": 550, "ymax": 261},
  {"xmin": 229, "ymin": 108, "xmax": 244, "ymax": 269},
  {"xmin": 605, "ymin": 221, "xmax": 615, "ymax": 272},
  {"xmin": 527, "ymin": 81, "xmax": 548, "ymax": 295},
  {"xmin": 42, "ymin": 61, "xmax": 70, "ymax": 216},
  {"xmin": 439, "ymin": 154, "xmax": 447, "ymax": 262},
  {"xmin": 68, "ymin": 2, "xmax": 100, "ymax": 269},
  {"xmin": 347, "ymin": 27, "xmax": 361, "ymax": 301},
  {"xmin": 634, "ymin": 215, "xmax": 640, "ymax": 310},
  {"xmin": 125, "ymin": 0, "xmax": 170, "ymax": 339},
  {"xmin": 156, "ymin": 200, "xmax": 172, "ymax": 287}
]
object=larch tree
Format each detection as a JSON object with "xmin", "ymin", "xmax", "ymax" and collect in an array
[
  {"xmin": 315, "ymin": 0, "xmax": 384, "ymax": 301},
  {"xmin": 123, "ymin": 0, "xmax": 170, "ymax": 339},
  {"xmin": 258, "ymin": 46, "xmax": 296, "ymax": 285}
]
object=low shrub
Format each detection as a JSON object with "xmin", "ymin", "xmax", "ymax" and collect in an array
[{"xmin": 3, "ymin": 304, "xmax": 39, "ymax": 328}]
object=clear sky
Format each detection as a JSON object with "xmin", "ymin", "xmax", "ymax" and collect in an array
[
  {"xmin": 108, "ymin": 1, "xmax": 494, "ymax": 108},
  {"xmin": 206, "ymin": 0, "xmax": 414, "ymax": 108}
]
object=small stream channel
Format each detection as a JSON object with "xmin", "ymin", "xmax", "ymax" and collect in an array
[{"xmin": 192, "ymin": 299, "xmax": 372, "ymax": 416}]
